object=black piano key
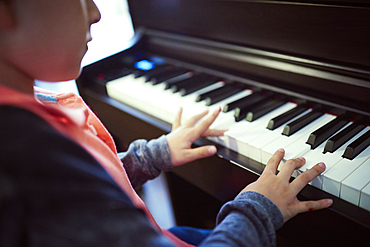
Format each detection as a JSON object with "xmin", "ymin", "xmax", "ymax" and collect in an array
[
  {"xmin": 173, "ymin": 74, "xmax": 220, "ymax": 94},
  {"xmin": 196, "ymin": 83, "xmax": 234, "ymax": 102},
  {"xmin": 133, "ymin": 69, "xmax": 146, "ymax": 78},
  {"xmin": 324, "ymin": 120, "xmax": 367, "ymax": 153},
  {"xmin": 267, "ymin": 104, "xmax": 308, "ymax": 130},
  {"xmin": 161, "ymin": 72, "xmax": 193, "ymax": 87},
  {"xmin": 306, "ymin": 114, "xmax": 350, "ymax": 149},
  {"xmin": 134, "ymin": 64, "xmax": 170, "ymax": 78},
  {"xmin": 233, "ymin": 107, "xmax": 247, "ymax": 122},
  {"xmin": 234, "ymin": 97, "xmax": 273, "ymax": 122},
  {"xmin": 223, "ymin": 90, "xmax": 271, "ymax": 113},
  {"xmin": 205, "ymin": 86, "xmax": 243, "ymax": 106},
  {"xmin": 342, "ymin": 129, "xmax": 370, "ymax": 160},
  {"xmin": 282, "ymin": 107, "xmax": 324, "ymax": 136},
  {"xmin": 167, "ymin": 73, "xmax": 205, "ymax": 90},
  {"xmin": 149, "ymin": 67, "xmax": 190, "ymax": 85},
  {"xmin": 246, "ymin": 97, "xmax": 286, "ymax": 122},
  {"xmin": 180, "ymin": 77, "xmax": 221, "ymax": 95},
  {"xmin": 163, "ymin": 73, "xmax": 198, "ymax": 90}
]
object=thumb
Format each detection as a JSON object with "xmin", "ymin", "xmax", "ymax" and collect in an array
[
  {"xmin": 194, "ymin": 145, "xmax": 217, "ymax": 159},
  {"xmin": 180, "ymin": 146, "xmax": 217, "ymax": 165},
  {"xmin": 295, "ymin": 199, "xmax": 333, "ymax": 215}
]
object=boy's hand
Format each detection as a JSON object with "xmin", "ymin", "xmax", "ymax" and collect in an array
[
  {"xmin": 166, "ymin": 107, "xmax": 227, "ymax": 167},
  {"xmin": 241, "ymin": 149, "xmax": 333, "ymax": 223}
]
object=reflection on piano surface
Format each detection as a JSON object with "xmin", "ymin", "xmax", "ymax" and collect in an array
[{"xmin": 77, "ymin": 0, "xmax": 370, "ymax": 246}]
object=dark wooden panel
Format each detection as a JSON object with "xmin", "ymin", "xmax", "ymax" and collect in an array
[{"xmin": 128, "ymin": 0, "xmax": 370, "ymax": 68}]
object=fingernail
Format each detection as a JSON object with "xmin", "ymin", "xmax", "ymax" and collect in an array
[
  {"xmin": 318, "ymin": 162, "xmax": 325, "ymax": 169},
  {"xmin": 298, "ymin": 157, "xmax": 305, "ymax": 163},
  {"xmin": 326, "ymin": 199, "xmax": 333, "ymax": 206},
  {"xmin": 209, "ymin": 146, "xmax": 217, "ymax": 155},
  {"xmin": 277, "ymin": 148, "xmax": 285, "ymax": 153}
]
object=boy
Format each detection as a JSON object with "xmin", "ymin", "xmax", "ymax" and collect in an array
[{"xmin": 0, "ymin": 0, "xmax": 332, "ymax": 246}]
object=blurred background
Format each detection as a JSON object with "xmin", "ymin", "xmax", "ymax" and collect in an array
[{"xmin": 35, "ymin": 0, "xmax": 176, "ymax": 230}]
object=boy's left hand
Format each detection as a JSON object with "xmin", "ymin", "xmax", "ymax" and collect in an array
[{"xmin": 166, "ymin": 107, "xmax": 227, "ymax": 167}]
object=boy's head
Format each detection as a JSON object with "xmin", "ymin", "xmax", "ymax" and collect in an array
[{"xmin": 0, "ymin": 0, "xmax": 100, "ymax": 83}]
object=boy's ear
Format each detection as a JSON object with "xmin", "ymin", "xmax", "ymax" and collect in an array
[{"xmin": 0, "ymin": 0, "xmax": 16, "ymax": 30}]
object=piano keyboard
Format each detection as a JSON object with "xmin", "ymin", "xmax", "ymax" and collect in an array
[{"xmin": 104, "ymin": 60, "xmax": 370, "ymax": 212}]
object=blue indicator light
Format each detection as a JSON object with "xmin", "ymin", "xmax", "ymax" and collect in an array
[{"xmin": 134, "ymin": 60, "xmax": 155, "ymax": 71}]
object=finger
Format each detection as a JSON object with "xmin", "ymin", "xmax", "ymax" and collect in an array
[
  {"xmin": 201, "ymin": 128, "xmax": 228, "ymax": 137},
  {"xmin": 172, "ymin": 107, "xmax": 183, "ymax": 130},
  {"xmin": 295, "ymin": 198, "xmax": 333, "ymax": 215},
  {"xmin": 278, "ymin": 157, "xmax": 305, "ymax": 181},
  {"xmin": 185, "ymin": 109, "xmax": 209, "ymax": 127},
  {"xmin": 179, "ymin": 145, "xmax": 217, "ymax": 165},
  {"xmin": 264, "ymin": 148, "xmax": 285, "ymax": 175},
  {"xmin": 291, "ymin": 162, "xmax": 326, "ymax": 193},
  {"xmin": 192, "ymin": 107, "xmax": 221, "ymax": 137}
]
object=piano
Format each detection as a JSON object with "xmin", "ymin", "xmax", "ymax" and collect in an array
[{"xmin": 76, "ymin": 0, "xmax": 370, "ymax": 246}]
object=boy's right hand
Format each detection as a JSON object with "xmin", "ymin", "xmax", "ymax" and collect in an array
[
  {"xmin": 166, "ymin": 107, "xmax": 226, "ymax": 167},
  {"xmin": 241, "ymin": 148, "xmax": 333, "ymax": 223}
]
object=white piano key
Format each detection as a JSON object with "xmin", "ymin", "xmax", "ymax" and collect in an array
[
  {"xmin": 106, "ymin": 74, "xmax": 150, "ymax": 111},
  {"xmin": 341, "ymin": 158, "xmax": 370, "ymax": 206},
  {"xmin": 360, "ymin": 183, "xmax": 370, "ymax": 211},
  {"xmin": 322, "ymin": 136, "xmax": 370, "ymax": 197},
  {"xmin": 149, "ymin": 81, "xmax": 251, "ymax": 132},
  {"xmin": 132, "ymin": 80, "xmax": 182, "ymax": 123},
  {"xmin": 107, "ymin": 74, "xmax": 224, "ymax": 124},
  {"xmin": 303, "ymin": 123, "xmax": 366, "ymax": 189},
  {"xmin": 222, "ymin": 102, "xmax": 292, "ymax": 153},
  {"xmin": 208, "ymin": 111, "xmax": 234, "ymax": 129},
  {"xmin": 261, "ymin": 114, "xmax": 336, "ymax": 168},
  {"xmin": 181, "ymin": 89, "xmax": 253, "ymax": 128},
  {"xmin": 206, "ymin": 90, "xmax": 255, "ymax": 145},
  {"xmin": 248, "ymin": 108, "xmax": 312, "ymax": 163},
  {"xmin": 162, "ymin": 79, "xmax": 221, "ymax": 119},
  {"xmin": 143, "ymin": 84, "xmax": 175, "ymax": 122},
  {"xmin": 221, "ymin": 103, "xmax": 297, "ymax": 155},
  {"xmin": 159, "ymin": 88, "xmax": 207, "ymax": 123},
  {"xmin": 179, "ymin": 82, "xmax": 225, "ymax": 121},
  {"xmin": 107, "ymin": 75, "xmax": 169, "ymax": 122},
  {"xmin": 107, "ymin": 75, "xmax": 256, "ymax": 132},
  {"xmin": 233, "ymin": 103, "xmax": 297, "ymax": 157}
]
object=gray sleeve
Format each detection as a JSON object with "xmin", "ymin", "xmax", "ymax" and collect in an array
[
  {"xmin": 117, "ymin": 135, "xmax": 173, "ymax": 190},
  {"xmin": 199, "ymin": 191, "xmax": 284, "ymax": 247}
]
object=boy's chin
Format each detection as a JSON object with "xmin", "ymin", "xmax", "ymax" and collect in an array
[
  {"xmin": 36, "ymin": 73, "xmax": 80, "ymax": 83},
  {"xmin": 47, "ymin": 66, "xmax": 82, "ymax": 82}
]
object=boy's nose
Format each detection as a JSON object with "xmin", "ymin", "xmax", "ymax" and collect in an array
[{"xmin": 88, "ymin": 0, "xmax": 101, "ymax": 25}]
